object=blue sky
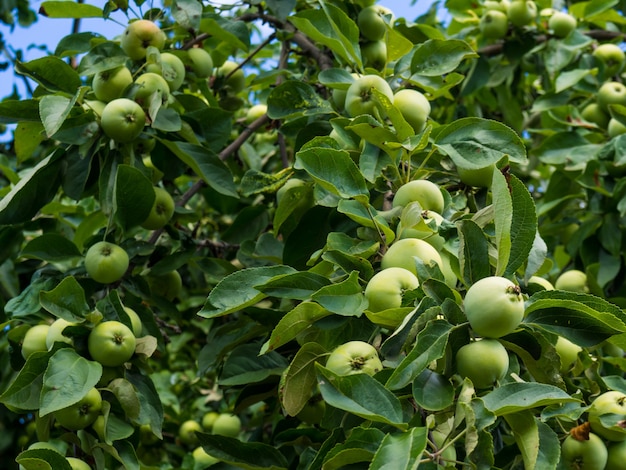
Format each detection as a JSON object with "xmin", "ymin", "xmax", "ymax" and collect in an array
[{"xmin": 0, "ymin": 1, "xmax": 436, "ymax": 98}]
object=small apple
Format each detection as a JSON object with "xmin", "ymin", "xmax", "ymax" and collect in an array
[
  {"xmin": 548, "ymin": 11, "xmax": 576, "ymax": 38},
  {"xmin": 507, "ymin": 0, "xmax": 537, "ymax": 27},
  {"xmin": 245, "ymin": 104, "xmax": 268, "ymax": 124},
  {"xmin": 464, "ymin": 276, "xmax": 525, "ymax": 338},
  {"xmin": 588, "ymin": 391, "xmax": 626, "ymax": 441},
  {"xmin": 344, "ymin": 74, "xmax": 393, "ymax": 118},
  {"xmin": 561, "ymin": 432, "xmax": 608, "ymax": 469},
  {"xmin": 179, "ymin": 419, "xmax": 202, "ymax": 445},
  {"xmin": 381, "ymin": 238, "xmax": 444, "ymax": 275},
  {"xmin": 88, "ymin": 320, "xmax": 136, "ymax": 367},
  {"xmin": 364, "ymin": 267, "xmax": 419, "ymax": 312},
  {"xmin": 92, "ymin": 65, "xmax": 133, "ymax": 103},
  {"xmin": 216, "ymin": 60, "xmax": 246, "ymax": 93},
  {"xmin": 46, "ymin": 317, "xmax": 75, "ymax": 349},
  {"xmin": 598, "ymin": 81, "xmax": 626, "ymax": 111},
  {"xmin": 392, "ymin": 180, "xmax": 444, "ymax": 213},
  {"xmin": 608, "ymin": 118, "xmax": 626, "ymax": 138},
  {"xmin": 211, "ymin": 413, "xmax": 241, "ymax": 437},
  {"xmin": 457, "ymin": 164, "xmax": 496, "ymax": 188},
  {"xmin": 84, "ymin": 241, "xmax": 129, "ymax": 284},
  {"xmin": 593, "ymin": 44, "xmax": 625, "ymax": 77},
  {"xmin": 202, "ymin": 411, "xmax": 220, "ymax": 431},
  {"xmin": 21, "ymin": 324, "xmax": 50, "ymax": 359},
  {"xmin": 66, "ymin": 457, "xmax": 92, "ymax": 470},
  {"xmin": 141, "ymin": 186, "xmax": 175, "ymax": 230},
  {"xmin": 554, "ymin": 269, "xmax": 589, "ymax": 293},
  {"xmin": 393, "ymin": 89, "xmax": 431, "ymax": 133},
  {"xmin": 555, "ymin": 336, "xmax": 582, "ymax": 374},
  {"xmin": 133, "ymin": 72, "xmax": 170, "ymax": 109},
  {"xmin": 122, "ymin": 306, "xmax": 143, "ymax": 337},
  {"xmin": 527, "ymin": 275, "xmax": 555, "ymax": 291},
  {"xmin": 581, "ymin": 103, "xmax": 610, "ymax": 129},
  {"xmin": 480, "ymin": 10, "xmax": 509, "ymax": 39},
  {"xmin": 54, "ymin": 387, "xmax": 102, "ymax": 430},
  {"xmin": 362, "ymin": 40, "xmax": 387, "ymax": 70},
  {"xmin": 456, "ymin": 339, "xmax": 509, "ymax": 389},
  {"xmin": 192, "ymin": 446, "xmax": 219, "ymax": 467},
  {"xmin": 357, "ymin": 5, "xmax": 394, "ymax": 41},
  {"xmin": 396, "ymin": 209, "xmax": 444, "ymax": 242},
  {"xmin": 146, "ymin": 52, "xmax": 186, "ymax": 91},
  {"xmin": 83, "ymin": 99, "xmax": 107, "ymax": 117},
  {"xmin": 100, "ymin": 98, "xmax": 146, "ymax": 143},
  {"xmin": 484, "ymin": 0, "xmax": 510, "ymax": 12},
  {"xmin": 120, "ymin": 19, "xmax": 166, "ymax": 61},
  {"xmin": 607, "ymin": 440, "xmax": 626, "ymax": 470},
  {"xmin": 325, "ymin": 341, "xmax": 383, "ymax": 376},
  {"xmin": 187, "ymin": 47, "xmax": 214, "ymax": 78},
  {"xmin": 147, "ymin": 270, "xmax": 183, "ymax": 301}
]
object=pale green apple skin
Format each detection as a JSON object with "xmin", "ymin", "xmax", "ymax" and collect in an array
[
  {"xmin": 392, "ymin": 180, "xmax": 444, "ymax": 213},
  {"xmin": 581, "ymin": 103, "xmax": 609, "ymax": 129},
  {"xmin": 554, "ymin": 269, "xmax": 589, "ymax": 293},
  {"xmin": 598, "ymin": 81, "xmax": 626, "ymax": 111},
  {"xmin": 325, "ymin": 341, "xmax": 383, "ymax": 376},
  {"xmin": 345, "ymin": 75, "xmax": 393, "ymax": 118},
  {"xmin": 46, "ymin": 318, "xmax": 75, "ymax": 349},
  {"xmin": 133, "ymin": 72, "xmax": 170, "ymax": 108},
  {"xmin": 393, "ymin": 89, "xmax": 431, "ymax": 133},
  {"xmin": 456, "ymin": 339, "xmax": 509, "ymax": 389},
  {"xmin": 561, "ymin": 433, "xmax": 608, "ymax": 470},
  {"xmin": 381, "ymin": 238, "xmax": 444, "ymax": 275},
  {"xmin": 607, "ymin": 440, "xmax": 626, "ymax": 470},
  {"xmin": 548, "ymin": 11, "xmax": 577, "ymax": 38},
  {"xmin": 22, "ymin": 324, "xmax": 51, "ymax": 359},
  {"xmin": 357, "ymin": 5, "xmax": 394, "ymax": 41},
  {"xmin": 84, "ymin": 241, "xmax": 130, "ymax": 284},
  {"xmin": 100, "ymin": 98, "xmax": 146, "ymax": 143},
  {"xmin": 146, "ymin": 52, "xmax": 186, "ymax": 91},
  {"xmin": 92, "ymin": 66, "xmax": 133, "ymax": 103},
  {"xmin": 593, "ymin": 43, "xmax": 625, "ymax": 77},
  {"xmin": 588, "ymin": 391, "xmax": 626, "ymax": 442},
  {"xmin": 187, "ymin": 47, "xmax": 214, "ymax": 78},
  {"xmin": 458, "ymin": 164, "xmax": 496, "ymax": 188},
  {"xmin": 608, "ymin": 118, "xmax": 626, "ymax": 138},
  {"xmin": 480, "ymin": 10, "xmax": 509, "ymax": 39},
  {"xmin": 555, "ymin": 336, "xmax": 582, "ymax": 374},
  {"xmin": 507, "ymin": 0, "xmax": 537, "ymax": 27},
  {"xmin": 216, "ymin": 60, "xmax": 246, "ymax": 92},
  {"xmin": 121, "ymin": 19, "xmax": 166, "ymax": 61},
  {"xmin": 364, "ymin": 267, "xmax": 419, "ymax": 312}
]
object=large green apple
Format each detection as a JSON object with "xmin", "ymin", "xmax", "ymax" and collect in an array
[
  {"xmin": 54, "ymin": 387, "xmax": 102, "ymax": 430},
  {"xmin": 141, "ymin": 186, "xmax": 175, "ymax": 230},
  {"xmin": 345, "ymin": 74, "xmax": 393, "ymax": 118},
  {"xmin": 100, "ymin": 98, "xmax": 146, "ymax": 143},
  {"xmin": 84, "ymin": 241, "xmax": 130, "ymax": 284},
  {"xmin": 325, "ymin": 340, "xmax": 383, "ymax": 376},
  {"xmin": 480, "ymin": 10, "xmax": 509, "ymax": 39},
  {"xmin": 507, "ymin": 0, "xmax": 537, "ymax": 27},
  {"xmin": 133, "ymin": 72, "xmax": 170, "ymax": 109},
  {"xmin": 120, "ymin": 19, "xmax": 166, "ymax": 61},
  {"xmin": 364, "ymin": 266, "xmax": 419, "ymax": 312},
  {"xmin": 146, "ymin": 52, "xmax": 186, "ymax": 91},
  {"xmin": 216, "ymin": 60, "xmax": 246, "ymax": 93},
  {"xmin": 554, "ymin": 269, "xmax": 589, "ymax": 293},
  {"xmin": 92, "ymin": 65, "xmax": 133, "ymax": 103},
  {"xmin": 464, "ymin": 276, "xmax": 525, "ymax": 338},
  {"xmin": 88, "ymin": 320, "xmax": 136, "ymax": 367},
  {"xmin": 548, "ymin": 11, "xmax": 576, "ymax": 38},
  {"xmin": 598, "ymin": 81, "xmax": 626, "ymax": 111},
  {"xmin": 357, "ymin": 5, "xmax": 394, "ymax": 41},
  {"xmin": 393, "ymin": 89, "xmax": 431, "ymax": 133},
  {"xmin": 561, "ymin": 433, "xmax": 608, "ymax": 469},
  {"xmin": 593, "ymin": 43, "xmax": 625, "ymax": 77},
  {"xmin": 381, "ymin": 238, "xmax": 444, "ymax": 275},
  {"xmin": 186, "ymin": 47, "xmax": 214, "ymax": 78},
  {"xmin": 588, "ymin": 391, "xmax": 626, "ymax": 441},
  {"xmin": 456, "ymin": 339, "xmax": 509, "ymax": 389},
  {"xmin": 21, "ymin": 324, "xmax": 50, "ymax": 359},
  {"xmin": 392, "ymin": 179, "xmax": 444, "ymax": 213},
  {"xmin": 361, "ymin": 40, "xmax": 387, "ymax": 70}
]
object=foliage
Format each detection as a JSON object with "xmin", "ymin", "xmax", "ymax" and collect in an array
[{"xmin": 1, "ymin": 0, "xmax": 626, "ymax": 469}]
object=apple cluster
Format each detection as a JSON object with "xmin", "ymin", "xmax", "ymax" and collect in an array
[{"xmin": 357, "ymin": 5, "xmax": 394, "ymax": 71}]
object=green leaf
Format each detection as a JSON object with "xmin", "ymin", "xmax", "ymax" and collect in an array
[
  {"xmin": 0, "ymin": 100, "xmax": 41, "ymax": 124},
  {"xmin": 412, "ymin": 369, "xmax": 455, "ymax": 411},
  {"xmin": 15, "ymin": 57, "xmax": 82, "ymax": 94},
  {"xmin": 0, "ymin": 350, "xmax": 52, "ymax": 410},
  {"xmin": 39, "ymin": 95, "xmax": 74, "ymax": 137},
  {"xmin": 39, "ymin": 1, "xmax": 103, "ymax": 18},
  {"xmin": 16, "ymin": 449, "xmax": 72, "ymax": 470},
  {"xmin": 219, "ymin": 343, "xmax": 289, "ymax": 386},
  {"xmin": 386, "ymin": 320, "xmax": 453, "ymax": 390},
  {"xmin": 39, "ymin": 276, "xmax": 89, "ymax": 322},
  {"xmin": 457, "ymin": 219, "xmax": 490, "ymax": 285},
  {"xmin": 311, "ymin": 271, "xmax": 367, "ymax": 316},
  {"xmin": 200, "ymin": 14, "xmax": 250, "ymax": 52},
  {"xmin": 505, "ymin": 175, "xmax": 538, "ymax": 276},
  {"xmin": 39, "ymin": 349, "xmax": 102, "ymax": 416},
  {"xmin": 504, "ymin": 411, "xmax": 560, "ymax": 470},
  {"xmin": 337, "ymin": 200, "xmax": 395, "ymax": 243},
  {"xmin": 434, "ymin": 117, "xmax": 527, "ymax": 168},
  {"xmin": 267, "ymin": 81, "xmax": 334, "ymax": 120},
  {"xmin": 114, "ymin": 164, "xmax": 155, "ymax": 232},
  {"xmin": 280, "ymin": 342, "xmax": 328, "ymax": 416},
  {"xmin": 411, "ymin": 39, "xmax": 477, "ymax": 76},
  {"xmin": 171, "ymin": 0, "xmax": 202, "ymax": 30},
  {"xmin": 481, "ymin": 382, "xmax": 579, "ymax": 416},
  {"xmin": 492, "ymin": 169, "xmax": 512, "ymax": 276},
  {"xmin": 125, "ymin": 370, "xmax": 164, "ymax": 434},
  {"xmin": 199, "ymin": 265, "xmax": 297, "ymax": 318},
  {"xmin": 316, "ymin": 364, "xmax": 407, "ymax": 429},
  {"xmin": 0, "ymin": 150, "xmax": 64, "ymax": 226},
  {"xmin": 295, "ymin": 146, "xmax": 369, "ymax": 204},
  {"xmin": 266, "ymin": 0, "xmax": 296, "ymax": 19},
  {"xmin": 21, "ymin": 234, "xmax": 81, "ymax": 261},
  {"xmin": 288, "ymin": 3, "xmax": 362, "ymax": 69},
  {"xmin": 262, "ymin": 302, "xmax": 331, "ymax": 353},
  {"xmin": 369, "ymin": 427, "xmax": 428, "ymax": 470},
  {"xmin": 159, "ymin": 140, "xmax": 238, "ymax": 198},
  {"xmin": 322, "ymin": 427, "xmax": 385, "ymax": 469},
  {"xmin": 198, "ymin": 433, "xmax": 288, "ymax": 469},
  {"xmin": 524, "ymin": 290, "xmax": 626, "ymax": 347},
  {"xmin": 255, "ymin": 272, "xmax": 331, "ymax": 300}
]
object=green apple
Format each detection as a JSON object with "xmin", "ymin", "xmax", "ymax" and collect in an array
[
  {"xmin": 396, "ymin": 209, "xmax": 444, "ymax": 242},
  {"xmin": 464, "ymin": 276, "xmax": 525, "ymax": 338},
  {"xmin": 554, "ymin": 269, "xmax": 589, "ymax": 293},
  {"xmin": 364, "ymin": 266, "xmax": 419, "ymax": 312},
  {"xmin": 607, "ymin": 440, "xmax": 626, "ymax": 470},
  {"xmin": 192, "ymin": 446, "xmax": 219, "ymax": 467},
  {"xmin": 46, "ymin": 317, "xmax": 75, "ymax": 349},
  {"xmin": 88, "ymin": 320, "xmax": 136, "ymax": 367},
  {"xmin": 393, "ymin": 89, "xmax": 431, "ymax": 133},
  {"xmin": 456, "ymin": 339, "xmax": 509, "ymax": 389},
  {"xmin": 480, "ymin": 10, "xmax": 509, "ymax": 39},
  {"xmin": 83, "ymin": 99, "xmax": 107, "ymax": 117},
  {"xmin": 507, "ymin": 0, "xmax": 537, "ymax": 27},
  {"xmin": 179, "ymin": 419, "xmax": 202, "ymax": 445},
  {"xmin": 484, "ymin": 0, "xmax": 510, "ymax": 12},
  {"xmin": 362, "ymin": 40, "xmax": 387, "ymax": 70},
  {"xmin": 381, "ymin": 238, "xmax": 444, "ymax": 275},
  {"xmin": 548, "ymin": 11, "xmax": 576, "ymax": 38},
  {"xmin": 133, "ymin": 72, "xmax": 170, "ymax": 109},
  {"xmin": 594, "ymin": 44, "xmax": 625, "ymax": 77},
  {"xmin": 54, "ymin": 387, "xmax": 102, "ymax": 430},
  {"xmin": 357, "ymin": 5, "xmax": 394, "ymax": 41},
  {"xmin": 608, "ymin": 118, "xmax": 626, "ymax": 138},
  {"xmin": 527, "ymin": 275, "xmax": 555, "ymax": 291},
  {"xmin": 555, "ymin": 336, "xmax": 582, "ymax": 374},
  {"xmin": 216, "ymin": 60, "xmax": 246, "ymax": 93},
  {"xmin": 146, "ymin": 52, "xmax": 186, "ymax": 91},
  {"xmin": 588, "ymin": 391, "xmax": 626, "ymax": 441},
  {"xmin": 325, "ymin": 340, "xmax": 383, "ymax": 376},
  {"xmin": 92, "ymin": 65, "xmax": 133, "ymax": 103},
  {"xmin": 187, "ymin": 47, "xmax": 214, "ymax": 78},
  {"xmin": 202, "ymin": 411, "xmax": 220, "ymax": 431},
  {"xmin": 67, "ymin": 457, "xmax": 91, "ymax": 470},
  {"xmin": 212, "ymin": 413, "xmax": 241, "ymax": 437},
  {"xmin": 147, "ymin": 270, "xmax": 183, "ymax": 301},
  {"xmin": 245, "ymin": 104, "xmax": 268, "ymax": 124},
  {"xmin": 458, "ymin": 164, "xmax": 496, "ymax": 188},
  {"xmin": 392, "ymin": 179, "xmax": 444, "ymax": 213},
  {"xmin": 345, "ymin": 74, "xmax": 393, "ymax": 118},
  {"xmin": 21, "ymin": 324, "xmax": 50, "ymax": 359},
  {"xmin": 120, "ymin": 19, "xmax": 166, "ymax": 61},
  {"xmin": 581, "ymin": 103, "xmax": 610, "ymax": 129},
  {"xmin": 122, "ymin": 306, "xmax": 142, "ymax": 337},
  {"xmin": 100, "ymin": 98, "xmax": 146, "ymax": 143},
  {"xmin": 598, "ymin": 81, "xmax": 626, "ymax": 111},
  {"xmin": 85, "ymin": 241, "xmax": 129, "ymax": 284},
  {"xmin": 141, "ymin": 186, "xmax": 175, "ymax": 230},
  {"xmin": 561, "ymin": 432, "xmax": 608, "ymax": 469}
]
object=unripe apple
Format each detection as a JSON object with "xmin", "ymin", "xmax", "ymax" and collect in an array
[
  {"xmin": 593, "ymin": 43, "xmax": 626, "ymax": 77},
  {"xmin": 480, "ymin": 10, "xmax": 508, "ymax": 39},
  {"xmin": 325, "ymin": 340, "xmax": 383, "ymax": 376},
  {"xmin": 46, "ymin": 317, "xmax": 76, "ymax": 349},
  {"xmin": 212, "ymin": 413, "xmax": 241, "ymax": 437},
  {"xmin": 187, "ymin": 47, "xmax": 214, "ymax": 78},
  {"xmin": 456, "ymin": 339, "xmax": 509, "ymax": 389},
  {"xmin": 554, "ymin": 269, "xmax": 589, "ymax": 293},
  {"xmin": 120, "ymin": 19, "xmax": 166, "ymax": 61},
  {"xmin": 507, "ymin": 0, "xmax": 537, "ymax": 27},
  {"xmin": 364, "ymin": 267, "xmax": 419, "ymax": 312},
  {"xmin": 598, "ymin": 81, "xmax": 626, "ymax": 111},
  {"xmin": 178, "ymin": 419, "xmax": 202, "ymax": 445},
  {"xmin": 216, "ymin": 60, "xmax": 246, "ymax": 93},
  {"xmin": 345, "ymin": 74, "xmax": 393, "ymax": 118},
  {"xmin": 458, "ymin": 164, "xmax": 496, "ymax": 188},
  {"xmin": 141, "ymin": 186, "xmax": 175, "ymax": 230},
  {"xmin": 362, "ymin": 40, "xmax": 387, "ymax": 70},
  {"xmin": 561, "ymin": 432, "xmax": 608, "ymax": 469},
  {"xmin": 527, "ymin": 275, "xmax": 554, "ymax": 291},
  {"xmin": 100, "ymin": 98, "xmax": 146, "ymax": 143},
  {"xmin": 22, "ymin": 324, "xmax": 51, "ymax": 359},
  {"xmin": 146, "ymin": 52, "xmax": 186, "ymax": 91},
  {"xmin": 608, "ymin": 118, "xmax": 626, "ymax": 138},
  {"xmin": 548, "ymin": 11, "xmax": 576, "ymax": 38},
  {"xmin": 607, "ymin": 440, "xmax": 626, "ymax": 470},
  {"xmin": 392, "ymin": 180, "xmax": 444, "ymax": 213},
  {"xmin": 245, "ymin": 104, "xmax": 267, "ymax": 124},
  {"xmin": 588, "ymin": 391, "xmax": 626, "ymax": 441},
  {"xmin": 581, "ymin": 103, "xmax": 610, "ymax": 129},
  {"xmin": 133, "ymin": 72, "xmax": 170, "ymax": 109},
  {"xmin": 92, "ymin": 65, "xmax": 133, "ymax": 103},
  {"xmin": 357, "ymin": 5, "xmax": 394, "ymax": 41},
  {"xmin": 484, "ymin": 0, "xmax": 510, "ymax": 12},
  {"xmin": 555, "ymin": 336, "xmax": 582, "ymax": 374},
  {"xmin": 393, "ymin": 89, "xmax": 431, "ymax": 134},
  {"xmin": 381, "ymin": 238, "xmax": 444, "ymax": 275}
]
